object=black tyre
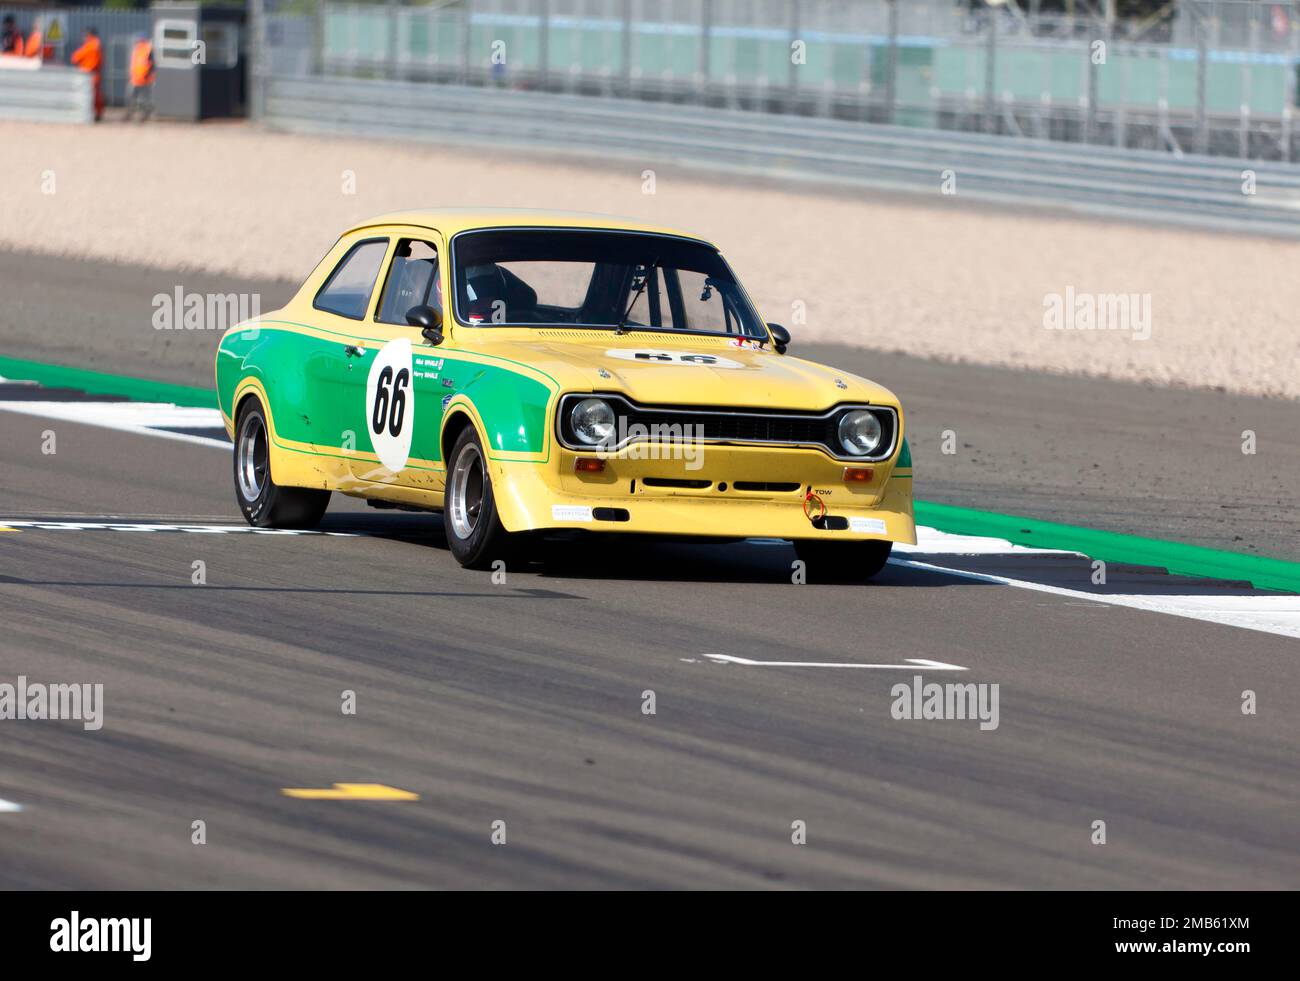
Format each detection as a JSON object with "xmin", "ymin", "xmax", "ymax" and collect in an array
[
  {"xmin": 443, "ymin": 425, "xmax": 517, "ymax": 569},
  {"xmin": 793, "ymin": 539, "xmax": 893, "ymax": 583},
  {"xmin": 233, "ymin": 397, "xmax": 330, "ymax": 529}
]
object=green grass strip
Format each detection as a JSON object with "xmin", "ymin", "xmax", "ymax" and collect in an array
[
  {"xmin": 915, "ymin": 500, "xmax": 1300, "ymax": 594},
  {"xmin": 0, "ymin": 355, "xmax": 216, "ymax": 409},
  {"xmin": 3, "ymin": 355, "xmax": 1296, "ymax": 592}
]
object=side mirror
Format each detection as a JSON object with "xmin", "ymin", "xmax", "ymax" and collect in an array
[
  {"xmin": 767, "ymin": 322, "xmax": 790, "ymax": 354},
  {"xmin": 406, "ymin": 305, "xmax": 443, "ymax": 346}
]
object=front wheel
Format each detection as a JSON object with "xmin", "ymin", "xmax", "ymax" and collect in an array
[
  {"xmin": 793, "ymin": 539, "xmax": 893, "ymax": 583},
  {"xmin": 233, "ymin": 397, "xmax": 330, "ymax": 528},
  {"xmin": 443, "ymin": 425, "xmax": 517, "ymax": 569}
]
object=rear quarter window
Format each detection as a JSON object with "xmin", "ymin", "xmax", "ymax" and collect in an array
[{"xmin": 314, "ymin": 239, "xmax": 389, "ymax": 320}]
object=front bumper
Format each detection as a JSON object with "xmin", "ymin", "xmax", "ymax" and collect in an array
[{"xmin": 488, "ymin": 443, "xmax": 916, "ymax": 543}]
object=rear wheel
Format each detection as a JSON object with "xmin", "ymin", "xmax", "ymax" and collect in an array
[
  {"xmin": 793, "ymin": 539, "xmax": 893, "ymax": 583},
  {"xmin": 233, "ymin": 397, "xmax": 330, "ymax": 528},
  {"xmin": 443, "ymin": 425, "xmax": 517, "ymax": 569}
]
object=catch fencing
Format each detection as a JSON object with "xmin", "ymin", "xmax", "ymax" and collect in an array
[{"xmin": 257, "ymin": 0, "xmax": 1300, "ymax": 162}]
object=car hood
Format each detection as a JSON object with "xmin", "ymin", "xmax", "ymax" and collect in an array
[{"xmin": 500, "ymin": 336, "xmax": 901, "ymax": 411}]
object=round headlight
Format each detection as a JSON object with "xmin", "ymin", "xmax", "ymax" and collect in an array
[
  {"xmin": 838, "ymin": 410, "xmax": 883, "ymax": 457},
  {"xmin": 570, "ymin": 398, "xmax": 616, "ymax": 446}
]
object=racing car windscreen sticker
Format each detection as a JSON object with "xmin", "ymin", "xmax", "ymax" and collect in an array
[
  {"xmin": 366, "ymin": 338, "xmax": 415, "ymax": 472},
  {"xmin": 604, "ymin": 349, "xmax": 744, "ymax": 369}
]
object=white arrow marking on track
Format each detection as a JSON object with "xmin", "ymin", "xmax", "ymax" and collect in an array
[{"xmin": 701, "ymin": 654, "xmax": 967, "ymax": 671}]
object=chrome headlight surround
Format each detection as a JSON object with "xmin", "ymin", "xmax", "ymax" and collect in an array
[
  {"xmin": 569, "ymin": 397, "xmax": 617, "ymax": 446},
  {"xmin": 837, "ymin": 409, "xmax": 885, "ymax": 457}
]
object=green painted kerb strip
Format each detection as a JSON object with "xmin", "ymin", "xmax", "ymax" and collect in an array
[
  {"xmin": 915, "ymin": 500, "xmax": 1300, "ymax": 594},
  {"xmin": 0, "ymin": 356, "xmax": 216, "ymax": 409}
]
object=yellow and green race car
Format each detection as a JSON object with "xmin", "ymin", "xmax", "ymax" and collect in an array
[{"xmin": 215, "ymin": 209, "xmax": 914, "ymax": 579}]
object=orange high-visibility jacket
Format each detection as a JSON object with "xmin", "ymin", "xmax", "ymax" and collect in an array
[
  {"xmin": 22, "ymin": 30, "xmax": 41, "ymax": 57},
  {"xmin": 71, "ymin": 34, "xmax": 102, "ymax": 74},
  {"xmin": 129, "ymin": 39, "xmax": 155, "ymax": 87}
]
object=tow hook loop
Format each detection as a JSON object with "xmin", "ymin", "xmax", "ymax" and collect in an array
[{"xmin": 802, "ymin": 490, "xmax": 826, "ymax": 524}]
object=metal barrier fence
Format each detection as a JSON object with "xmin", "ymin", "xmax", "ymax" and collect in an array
[
  {"xmin": 259, "ymin": 0, "xmax": 1300, "ymax": 161},
  {"xmin": 0, "ymin": 63, "xmax": 93, "ymax": 123},
  {"xmin": 262, "ymin": 74, "xmax": 1300, "ymax": 235},
  {"xmin": 0, "ymin": 5, "xmax": 152, "ymax": 106}
]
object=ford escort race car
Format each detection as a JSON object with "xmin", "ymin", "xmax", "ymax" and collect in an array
[{"xmin": 215, "ymin": 209, "xmax": 914, "ymax": 579}]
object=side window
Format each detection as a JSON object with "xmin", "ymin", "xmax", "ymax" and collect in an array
[
  {"xmin": 314, "ymin": 239, "xmax": 388, "ymax": 320},
  {"xmin": 377, "ymin": 239, "xmax": 440, "ymax": 325}
]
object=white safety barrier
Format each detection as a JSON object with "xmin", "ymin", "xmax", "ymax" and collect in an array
[{"xmin": 0, "ymin": 62, "xmax": 92, "ymax": 123}]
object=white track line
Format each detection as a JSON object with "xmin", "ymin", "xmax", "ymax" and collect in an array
[
  {"xmin": 899, "ymin": 527, "xmax": 1075, "ymax": 556},
  {"xmin": 0, "ymin": 401, "xmax": 229, "ymax": 449},
  {"xmin": 894, "ymin": 557, "xmax": 1300, "ymax": 640},
  {"xmin": 0, "ymin": 799, "xmax": 22, "ymax": 813},
  {"xmin": 0, "ymin": 520, "xmax": 356, "ymax": 537}
]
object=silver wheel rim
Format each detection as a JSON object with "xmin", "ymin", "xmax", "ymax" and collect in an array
[
  {"xmin": 448, "ymin": 441, "xmax": 485, "ymax": 540},
  {"xmin": 236, "ymin": 412, "xmax": 269, "ymax": 502}
]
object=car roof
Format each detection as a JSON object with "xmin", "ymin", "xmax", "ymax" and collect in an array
[{"xmin": 344, "ymin": 208, "xmax": 712, "ymax": 245}]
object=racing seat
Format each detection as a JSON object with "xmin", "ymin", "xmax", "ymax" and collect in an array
[{"xmin": 465, "ymin": 264, "xmax": 538, "ymax": 324}]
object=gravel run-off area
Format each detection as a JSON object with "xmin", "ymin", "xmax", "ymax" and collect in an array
[{"xmin": 2, "ymin": 119, "xmax": 1298, "ymax": 400}]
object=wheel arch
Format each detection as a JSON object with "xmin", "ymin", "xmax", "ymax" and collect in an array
[
  {"xmin": 230, "ymin": 377, "xmax": 335, "ymax": 491},
  {"xmin": 231, "ymin": 380, "xmax": 278, "ymax": 485},
  {"xmin": 440, "ymin": 403, "xmax": 485, "ymax": 466},
  {"xmin": 232, "ymin": 387, "xmax": 264, "ymax": 429}
]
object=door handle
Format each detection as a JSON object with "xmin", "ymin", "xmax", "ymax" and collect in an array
[{"xmin": 343, "ymin": 345, "xmax": 365, "ymax": 358}]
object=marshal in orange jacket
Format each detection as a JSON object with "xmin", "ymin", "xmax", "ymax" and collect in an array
[
  {"xmin": 70, "ymin": 32, "xmax": 104, "ymax": 120},
  {"xmin": 130, "ymin": 38, "xmax": 155, "ymax": 87},
  {"xmin": 70, "ymin": 33, "xmax": 102, "ymax": 73}
]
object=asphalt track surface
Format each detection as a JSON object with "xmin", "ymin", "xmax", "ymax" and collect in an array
[
  {"xmin": 2, "ymin": 248, "xmax": 1299, "ymax": 888},
  {"xmin": 1, "ymin": 404, "xmax": 1298, "ymax": 889}
]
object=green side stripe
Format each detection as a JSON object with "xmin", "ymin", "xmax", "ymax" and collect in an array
[
  {"xmin": 4, "ymin": 357, "xmax": 1297, "ymax": 593},
  {"xmin": 914, "ymin": 500, "xmax": 1300, "ymax": 594},
  {"xmin": 897, "ymin": 438, "xmax": 912, "ymax": 468},
  {"xmin": 0, "ymin": 356, "xmax": 216, "ymax": 409}
]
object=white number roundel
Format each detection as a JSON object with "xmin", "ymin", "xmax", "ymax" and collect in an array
[{"xmin": 365, "ymin": 338, "xmax": 415, "ymax": 473}]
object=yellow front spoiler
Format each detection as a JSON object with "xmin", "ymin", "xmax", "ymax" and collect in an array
[{"xmin": 490, "ymin": 451, "xmax": 916, "ymax": 544}]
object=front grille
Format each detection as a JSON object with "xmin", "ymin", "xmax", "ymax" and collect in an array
[
  {"xmin": 557, "ymin": 393, "xmax": 898, "ymax": 462},
  {"xmin": 634, "ymin": 409, "xmax": 837, "ymax": 447}
]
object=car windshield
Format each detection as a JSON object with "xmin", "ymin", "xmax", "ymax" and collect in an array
[{"xmin": 452, "ymin": 229, "xmax": 767, "ymax": 338}]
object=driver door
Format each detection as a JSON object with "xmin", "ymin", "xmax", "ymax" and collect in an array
[{"xmin": 343, "ymin": 231, "xmax": 448, "ymax": 492}]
